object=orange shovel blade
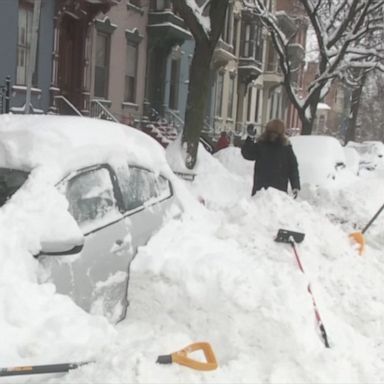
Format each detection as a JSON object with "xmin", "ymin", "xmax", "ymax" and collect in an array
[{"xmin": 349, "ymin": 232, "xmax": 365, "ymax": 255}]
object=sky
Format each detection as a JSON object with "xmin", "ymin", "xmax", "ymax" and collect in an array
[{"xmin": 0, "ymin": 118, "xmax": 384, "ymax": 383}]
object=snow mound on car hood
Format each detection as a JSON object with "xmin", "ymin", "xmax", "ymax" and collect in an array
[{"xmin": 0, "ymin": 114, "xmax": 169, "ymax": 179}]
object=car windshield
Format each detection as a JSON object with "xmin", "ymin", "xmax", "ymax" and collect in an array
[{"xmin": 0, "ymin": 168, "xmax": 29, "ymax": 207}]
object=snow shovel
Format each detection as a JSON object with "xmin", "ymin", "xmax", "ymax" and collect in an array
[
  {"xmin": 156, "ymin": 342, "xmax": 218, "ymax": 371},
  {"xmin": 349, "ymin": 202, "xmax": 384, "ymax": 255},
  {"xmin": 0, "ymin": 361, "xmax": 89, "ymax": 377},
  {"xmin": 275, "ymin": 229, "xmax": 330, "ymax": 348}
]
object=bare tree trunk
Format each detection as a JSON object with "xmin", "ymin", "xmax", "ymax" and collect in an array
[
  {"xmin": 301, "ymin": 119, "xmax": 313, "ymax": 135},
  {"xmin": 345, "ymin": 76, "xmax": 366, "ymax": 144},
  {"xmin": 182, "ymin": 42, "xmax": 213, "ymax": 168}
]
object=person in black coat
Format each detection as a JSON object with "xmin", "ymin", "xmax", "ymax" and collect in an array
[{"xmin": 241, "ymin": 119, "xmax": 300, "ymax": 197}]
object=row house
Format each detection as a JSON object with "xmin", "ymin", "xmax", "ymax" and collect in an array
[
  {"xmin": 0, "ymin": 0, "xmax": 56, "ymax": 113},
  {"xmin": 275, "ymin": 0, "xmax": 307, "ymax": 133},
  {"xmin": 0, "ymin": 0, "xmax": 193, "ymax": 138},
  {"xmin": 209, "ymin": 0, "xmax": 307, "ymax": 143},
  {"xmin": 0, "ymin": 0, "xmax": 117, "ymax": 115},
  {"xmin": 303, "ymin": 61, "xmax": 350, "ymax": 137},
  {"xmin": 0, "ymin": 0, "xmax": 307, "ymax": 146}
]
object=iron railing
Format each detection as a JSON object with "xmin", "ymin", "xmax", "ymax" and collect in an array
[
  {"xmin": 54, "ymin": 95, "xmax": 82, "ymax": 116},
  {"xmin": 90, "ymin": 99, "xmax": 119, "ymax": 122}
]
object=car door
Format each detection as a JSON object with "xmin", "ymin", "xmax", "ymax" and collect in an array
[{"xmin": 40, "ymin": 165, "xmax": 133, "ymax": 323}]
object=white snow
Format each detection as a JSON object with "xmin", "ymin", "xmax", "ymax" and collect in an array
[
  {"xmin": 290, "ymin": 135, "xmax": 351, "ymax": 187},
  {"xmin": 185, "ymin": 0, "xmax": 210, "ymax": 34},
  {"xmin": 317, "ymin": 102, "xmax": 331, "ymax": 110},
  {"xmin": 0, "ymin": 118, "xmax": 383, "ymax": 383}
]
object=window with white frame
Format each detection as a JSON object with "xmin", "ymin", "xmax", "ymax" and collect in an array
[
  {"xmin": 94, "ymin": 32, "xmax": 110, "ymax": 98},
  {"xmin": 243, "ymin": 24, "xmax": 251, "ymax": 57},
  {"xmin": 227, "ymin": 75, "xmax": 235, "ymax": 118},
  {"xmin": 247, "ymin": 86, "xmax": 253, "ymax": 122},
  {"xmin": 269, "ymin": 91, "xmax": 281, "ymax": 119},
  {"xmin": 233, "ymin": 17, "xmax": 239, "ymax": 54},
  {"xmin": 215, "ymin": 72, "xmax": 224, "ymax": 117},
  {"xmin": 17, "ymin": 1, "xmax": 36, "ymax": 85},
  {"xmin": 222, "ymin": 6, "xmax": 232, "ymax": 44},
  {"xmin": 125, "ymin": 42, "xmax": 138, "ymax": 103},
  {"xmin": 169, "ymin": 59, "xmax": 180, "ymax": 110}
]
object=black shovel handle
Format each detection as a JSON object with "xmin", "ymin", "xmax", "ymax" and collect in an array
[
  {"xmin": 362, "ymin": 202, "xmax": 384, "ymax": 234},
  {"xmin": 0, "ymin": 362, "xmax": 89, "ymax": 377}
]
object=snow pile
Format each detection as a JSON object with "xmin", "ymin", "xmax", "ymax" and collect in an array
[
  {"xmin": 290, "ymin": 135, "xmax": 355, "ymax": 187},
  {"xmin": 343, "ymin": 146, "xmax": 360, "ymax": 175},
  {"xmin": 0, "ymin": 132, "xmax": 383, "ymax": 383}
]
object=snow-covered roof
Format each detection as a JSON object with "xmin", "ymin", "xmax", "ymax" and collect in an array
[{"xmin": 0, "ymin": 115, "xmax": 169, "ymax": 178}]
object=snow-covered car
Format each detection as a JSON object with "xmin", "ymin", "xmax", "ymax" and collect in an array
[
  {"xmin": 346, "ymin": 140, "xmax": 384, "ymax": 171},
  {"xmin": 290, "ymin": 135, "xmax": 347, "ymax": 186},
  {"xmin": 343, "ymin": 146, "xmax": 360, "ymax": 175},
  {"xmin": 0, "ymin": 115, "xmax": 181, "ymax": 323}
]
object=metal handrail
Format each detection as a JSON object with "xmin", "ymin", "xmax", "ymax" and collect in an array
[
  {"xmin": 164, "ymin": 108, "xmax": 184, "ymax": 133},
  {"xmin": 54, "ymin": 95, "xmax": 82, "ymax": 116},
  {"xmin": 90, "ymin": 99, "xmax": 119, "ymax": 122}
]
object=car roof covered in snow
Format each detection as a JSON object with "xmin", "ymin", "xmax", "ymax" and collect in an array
[
  {"xmin": 0, "ymin": 114, "xmax": 169, "ymax": 178},
  {"xmin": 290, "ymin": 135, "xmax": 346, "ymax": 185}
]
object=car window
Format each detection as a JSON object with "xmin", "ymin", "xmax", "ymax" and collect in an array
[
  {"xmin": 117, "ymin": 165, "xmax": 172, "ymax": 212},
  {"xmin": 0, "ymin": 168, "xmax": 29, "ymax": 207},
  {"xmin": 65, "ymin": 167, "xmax": 121, "ymax": 231}
]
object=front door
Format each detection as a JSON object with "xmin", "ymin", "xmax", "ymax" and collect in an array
[{"xmin": 58, "ymin": 14, "xmax": 86, "ymax": 112}]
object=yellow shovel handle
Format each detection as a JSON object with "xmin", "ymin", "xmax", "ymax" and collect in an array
[
  {"xmin": 157, "ymin": 342, "xmax": 218, "ymax": 371},
  {"xmin": 172, "ymin": 342, "xmax": 218, "ymax": 371}
]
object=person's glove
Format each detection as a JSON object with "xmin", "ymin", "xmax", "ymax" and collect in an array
[
  {"xmin": 292, "ymin": 189, "xmax": 299, "ymax": 199},
  {"xmin": 247, "ymin": 124, "xmax": 257, "ymax": 138}
]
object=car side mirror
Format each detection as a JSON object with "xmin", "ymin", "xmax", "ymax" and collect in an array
[
  {"xmin": 38, "ymin": 209, "xmax": 85, "ymax": 256},
  {"xmin": 40, "ymin": 237, "xmax": 84, "ymax": 256}
]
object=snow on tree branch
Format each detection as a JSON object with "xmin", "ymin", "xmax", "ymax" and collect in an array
[
  {"xmin": 185, "ymin": 0, "xmax": 210, "ymax": 34},
  {"xmin": 243, "ymin": 0, "xmax": 384, "ymax": 134},
  {"xmin": 172, "ymin": 0, "xmax": 210, "ymax": 43}
]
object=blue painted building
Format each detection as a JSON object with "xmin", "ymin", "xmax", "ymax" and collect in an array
[{"xmin": 0, "ymin": 0, "xmax": 55, "ymax": 113}]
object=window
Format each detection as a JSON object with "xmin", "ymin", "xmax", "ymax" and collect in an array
[
  {"xmin": 94, "ymin": 32, "xmax": 110, "ymax": 98},
  {"xmin": 269, "ymin": 92, "xmax": 281, "ymax": 119},
  {"xmin": 152, "ymin": 0, "xmax": 166, "ymax": 10},
  {"xmin": 254, "ymin": 89, "xmax": 261, "ymax": 122},
  {"xmin": 254, "ymin": 24, "xmax": 263, "ymax": 62},
  {"xmin": 125, "ymin": 43, "xmax": 138, "ymax": 103},
  {"xmin": 215, "ymin": 72, "xmax": 224, "ymax": 116},
  {"xmin": 233, "ymin": 18, "xmax": 239, "ymax": 54},
  {"xmin": 247, "ymin": 86, "xmax": 253, "ymax": 121},
  {"xmin": 117, "ymin": 166, "xmax": 172, "ymax": 212},
  {"xmin": 222, "ymin": 7, "xmax": 232, "ymax": 44},
  {"xmin": 17, "ymin": 1, "xmax": 36, "ymax": 85},
  {"xmin": 169, "ymin": 59, "xmax": 180, "ymax": 110},
  {"xmin": 227, "ymin": 75, "xmax": 235, "ymax": 118},
  {"xmin": 243, "ymin": 24, "xmax": 251, "ymax": 57},
  {"xmin": 65, "ymin": 168, "xmax": 120, "ymax": 230}
]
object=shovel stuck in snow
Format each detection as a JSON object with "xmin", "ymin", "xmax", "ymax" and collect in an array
[
  {"xmin": 156, "ymin": 342, "xmax": 218, "ymax": 371},
  {"xmin": 0, "ymin": 361, "xmax": 89, "ymax": 377},
  {"xmin": 349, "ymin": 202, "xmax": 384, "ymax": 255},
  {"xmin": 275, "ymin": 229, "xmax": 330, "ymax": 348},
  {"xmin": 275, "ymin": 229, "xmax": 305, "ymax": 244}
]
